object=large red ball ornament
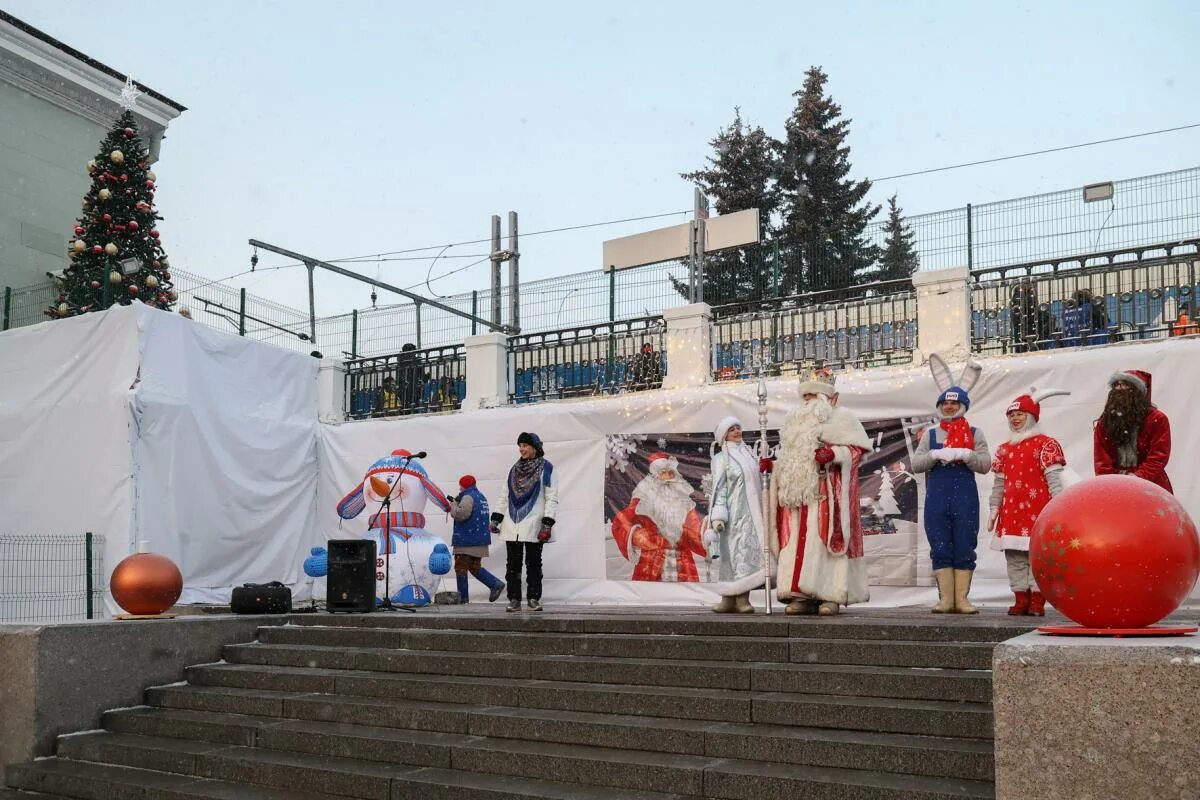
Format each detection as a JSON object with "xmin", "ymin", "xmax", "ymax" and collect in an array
[
  {"xmin": 128, "ymin": 285, "xmax": 139, "ymax": 296},
  {"xmin": 124, "ymin": 127, "xmax": 135, "ymax": 137},
  {"xmin": 145, "ymin": 181, "xmax": 155, "ymax": 190},
  {"xmin": 102, "ymin": 213, "xmax": 112, "ymax": 223},
  {"xmin": 109, "ymin": 552, "xmax": 182, "ymax": 616},
  {"xmin": 128, "ymin": 220, "xmax": 139, "ymax": 230},
  {"xmin": 74, "ymin": 225, "xmax": 84, "ymax": 236},
  {"xmin": 150, "ymin": 229, "xmax": 160, "ymax": 238},
  {"xmin": 91, "ymin": 245, "xmax": 103, "ymax": 254},
  {"xmin": 1031, "ymin": 475, "xmax": 1199, "ymax": 628}
]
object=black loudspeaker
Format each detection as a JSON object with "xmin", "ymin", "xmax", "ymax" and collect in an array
[
  {"xmin": 231, "ymin": 582, "xmax": 292, "ymax": 614},
  {"xmin": 327, "ymin": 539, "xmax": 377, "ymax": 613}
]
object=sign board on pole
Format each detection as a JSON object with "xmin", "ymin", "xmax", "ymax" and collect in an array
[{"xmin": 602, "ymin": 208, "xmax": 760, "ymax": 272}]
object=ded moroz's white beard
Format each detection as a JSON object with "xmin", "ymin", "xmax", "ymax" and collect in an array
[
  {"xmin": 631, "ymin": 473, "xmax": 697, "ymax": 544},
  {"xmin": 775, "ymin": 396, "xmax": 832, "ymax": 508}
]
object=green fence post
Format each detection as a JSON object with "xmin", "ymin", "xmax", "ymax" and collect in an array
[
  {"xmin": 238, "ymin": 288, "xmax": 247, "ymax": 336},
  {"xmin": 471, "ymin": 291, "xmax": 478, "ymax": 336},
  {"xmin": 351, "ymin": 309, "xmax": 358, "ymax": 357},
  {"xmin": 966, "ymin": 203, "xmax": 974, "ymax": 271},
  {"xmin": 85, "ymin": 531, "xmax": 94, "ymax": 620},
  {"xmin": 2, "ymin": 286, "xmax": 11, "ymax": 330},
  {"xmin": 415, "ymin": 303, "xmax": 423, "ymax": 349},
  {"xmin": 607, "ymin": 269, "xmax": 617, "ymax": 387}
]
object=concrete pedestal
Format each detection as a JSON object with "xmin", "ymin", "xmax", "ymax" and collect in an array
[
  {"xmin": 0, "ymin": 615, "xmax": 284, "ymax": 780},
  {"xmin": 993, "ymin": 631, "xmax": 1200, "ymax": 800}
]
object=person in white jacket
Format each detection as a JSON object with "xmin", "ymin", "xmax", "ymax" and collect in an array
[{"xmin": 490, "ymin": 431, "xmax": 558, "ymax": 612}]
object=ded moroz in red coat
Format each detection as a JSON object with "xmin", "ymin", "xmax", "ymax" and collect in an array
[{"xmin": 1093, "ymin": 369, "xmax": 1172, "ymax": 494}]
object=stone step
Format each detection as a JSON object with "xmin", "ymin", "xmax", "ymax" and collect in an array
[
  {"xmin": 259, "ymin": 625, "xmax": 795, "ymax": 662},
  {"xmin": 754, "ymin": 692, "xmax": 993, "ymax": 739},
  {"xmin": 152, "ymin": 669, "xmax": 993, "ymax": 741},
  {"xmin": 224, "ymin": 642, "xmax": 991, "ymax": 701},
  {"xmin": 789, "ymin": 638, "xmax": 994, "ymax": 670},
  {"xmin": 55, "ymin": 731, "xmax": 992, "ymax": 799},
  {"xmin": 3, "ymin": 757, "xmax": 334, "ymax": 800},
  {"xmin": 0, "ymin": 787, "xmax": 76, "ymax": 799},
  {"xmin": 109, "ymin": 693, "xmax": 992, "ymax": 781},
  {"xmin": 285, "ymin": 611, "xmax": 1031, "ymax": 643},
  {"xmin": 258, "ymin": 624, "xmax": 996, "ymax": 669}
]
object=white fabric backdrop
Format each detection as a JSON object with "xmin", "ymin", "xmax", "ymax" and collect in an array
[
  {"xmin": 0, "ymin": 304, "xmax": 320, "ymax": 610},
  {"xmin": 131, "ymin": 307, "xmax": 319, "ymax": 603},
  {"xmin": 317, "ymin": 336, "xmax": 1200, "ymax": 607},
  {"xmin": 3, "ymin": 302, "xmax": 1197, "ymax": 613},
  {"xmin": 0, "ymin": 307, "xmax": 141, "ymax": 607}
]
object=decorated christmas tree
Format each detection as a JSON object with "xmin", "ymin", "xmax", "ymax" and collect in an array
[{"xmin": 49, "ymin": 80, "xmax": 175, "ymax": 318}]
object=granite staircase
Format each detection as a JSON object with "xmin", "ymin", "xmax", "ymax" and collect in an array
[{"xmin": 6, "ymin": 610, "xmax": 1035, "ymax": 800}]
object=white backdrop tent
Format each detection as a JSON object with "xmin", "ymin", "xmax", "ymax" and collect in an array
[
  {"xmin": 0, "ymin": 303, "xmax": 319, "ymax": 610},
  {"xmin": 2, "ymin": 302, "xmax": 1198, "ymax": 612}
]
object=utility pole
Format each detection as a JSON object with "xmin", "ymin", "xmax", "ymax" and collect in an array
[
  {"xmin": 490, "ymin": 215, "xmax": 502, "ymax": 325},
  {"xmin": 508, "ymin": 211, "xmax": 520, "ymax": 332}
]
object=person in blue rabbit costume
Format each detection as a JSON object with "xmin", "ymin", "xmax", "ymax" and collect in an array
[
  {"xmin": 305, "ymin": 449, "xmax": 452, "ymax": 607},
  {"xmin": 448, "ymin": 474, "xmax": 505, "ymax": 603}
]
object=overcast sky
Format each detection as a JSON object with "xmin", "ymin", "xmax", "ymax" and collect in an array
[{"xmin": 6, "ymin": 0, "xmax": 1200, "ymax": 316}]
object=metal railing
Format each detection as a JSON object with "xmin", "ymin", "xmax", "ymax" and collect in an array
[
  {"xmin": 711, "ymin": 281, "xmax": 918, "ymax": 380},
  {"xmin": 508, "ymin": 316, "xmax": 666, "ymax": 403},
  {"xmin": 970, "ymin": 239, "xmax": 1200, "ymax": 354},
  {"xmin": 344, "ymin": 344, "xmax": 466, "ymax": 420},
  {"xmin": 0, "ymin": 532, "xmax": 104, "ymax": 623}
]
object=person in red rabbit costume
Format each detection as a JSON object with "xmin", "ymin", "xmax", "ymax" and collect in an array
[
  {"xmin": 1094, "ymin": 369, "xmax": 1172, "ymax": 493},
  {"xmin": 988, "ymin": 389, "xmax": 1070, "ymax": 616},
  {"xmin": 611, "ymin": 452, "xmax": 707, "ymax": 581}
]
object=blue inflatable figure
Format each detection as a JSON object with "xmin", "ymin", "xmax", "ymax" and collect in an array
[{"xmin": 309, "ymin": 449, "xmax": 452, "ymax": 607}]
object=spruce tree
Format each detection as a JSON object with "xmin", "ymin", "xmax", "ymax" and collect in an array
[
  {"xmin": 876, "ymin": 195, "xmax": 920, "ymax": 287},
  {"xmin": 50, "ymin": 101, "xmax": 175, "ymax": 319},
  {"xmin": 778, "ymin": 67, "xmax": 880, "ymax": 295},
  {"xmin": 677, "ymin": 108, "xmax": 779, "ymax": 309}
]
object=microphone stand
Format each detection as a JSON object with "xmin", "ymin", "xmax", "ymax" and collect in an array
[{"xmin": 374, "ymin": 455, "xmax": 417, "ymax": 613}]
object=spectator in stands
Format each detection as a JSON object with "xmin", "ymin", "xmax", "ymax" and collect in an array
[
  {"xmin": 629, "ymin": 342, "xmax": 664, "ymax": 390},
  {"xmin": 1061, "ymin": 288, "xmax": 1109, "ymax": 347},
  {"xmin": 375, "ymin": 375, "xmax": 400, "ymax": 416},
  {"xmin": 397, "ymin": 343, "xmax": 425, "ymax": 411},
  {"xmin": 1171, "ymin": 300, "xmax": 1199, "ymax": 336},
  {"xmin": 1008, "ymin": 283, "xmax": 1049, "ymax": 353}
]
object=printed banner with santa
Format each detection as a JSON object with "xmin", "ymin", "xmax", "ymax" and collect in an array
[{"xmin": 603, "ymin": 421, "xmax": 920, "ymax": 584}]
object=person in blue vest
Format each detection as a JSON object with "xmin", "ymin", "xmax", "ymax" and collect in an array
[
  {"xmin": 912, "ymin": 356, "xmax": 992, "ymax": 614},
  {"xmin": 447, "ymin": 474, "xmax": 505, "ymax": 603}
]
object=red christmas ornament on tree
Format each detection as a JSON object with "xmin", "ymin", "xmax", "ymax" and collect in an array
[
  {"xmin": 124, "ymin": 127, "xmax": 135, "ymax": 137},
  {"xmin": 74, "ymin": 225, "xmax": 84, "ymax": 235},
  {"xmin": 149, "ymin": 229, "xmax": 160, "ymax": 239},
  {"xmin": 103, "ymin": 213, "xmax": 112, "ymax": 222},
  {"xmin": 128, "ymin": 285, "xmax": 139, "ymax": 296},
  {"xmin": 91, "ymin": 245, "xmax": 103, "ymax": 254},
  {"xmin": 1031, "ymin": 475, "xmax": 1199, "ymax": 629}
]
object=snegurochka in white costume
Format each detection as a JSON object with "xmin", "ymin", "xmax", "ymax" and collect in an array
[
  {"xmin": 771, "ymin": 368, "xmax": 874, "ymax": 616},
  {"xmin": 707, "ymin": 416, "xmax": 771, "ymax": 613}
]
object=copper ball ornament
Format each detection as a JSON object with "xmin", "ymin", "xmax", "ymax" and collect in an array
[
  {"xmin": 104, "ymin": 243, "xmax": 118, "ymax": 256},
  {"xmin": 98, "ymin": 188, "xmax": 111, "ymax": 201},
  {"xmin": 110, "ymin": 149, "xmax": 124, "ymax": 164},
  {"xmin": 109, "ymin": 552, "xmax": 182, "ymax": 616}
]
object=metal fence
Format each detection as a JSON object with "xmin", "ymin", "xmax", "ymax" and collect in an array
[
  {"xmin": 711, "ymin": 281, "xmax": 918, "ymax": 380},
  {"xmin": 0, "ymin": 532, "xmax": 104, "ymax": 623},
  {"xmin": 970, "ymin": 239, "xmax": 1200, "ymax": 354},
  {"xmin": 344, "ymin": 344, "xmax": 466, "ymax": 420},
  {"xmin": 508, "ymin": 316, "xmax": 666, "ymax": 404},
  {"xmin": 5, "ymin": 167, "xmax": 1198, "ymax": 357}
]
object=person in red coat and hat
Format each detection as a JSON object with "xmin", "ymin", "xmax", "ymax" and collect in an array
[
  {"xmin": 988, "ymin": 390, "xmax": 1070, "ymax": 616},
  {"xmin": 611, "ymin": 452, "xmax": 707, "ymax": 581},
  {"xmin": 1094, "ymin": 370, "xmax": 1172, "ymax": 493}
]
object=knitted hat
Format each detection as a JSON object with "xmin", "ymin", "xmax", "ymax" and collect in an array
[
  {"xmin": 713, "ymin": 416, "xmax": 742, "ymax": 443},
  {"xmin": 459, "ymin": 475, "xmax": 476, "ymax": 489},
  {"xmin": 1006, "ymin": 394, "xmax": 1040, "ymax": 421},
  {"xmin": 936, "ymin": 386, "xmax": 971, "ymax": 410},
  {"xmin": 647, "ymin": 452, "xmax": 679, "ymax": 476},
  {"xmin": 798, "ymin": 366, "xmax": 837, "ymax": 398},
  {"xmin": 517, "ymin": 431, "xmax": 544, "ymax": 455},
  {"xmin": 1108, "ymin": 369, "xmax": 1151, "ymax": 399}
]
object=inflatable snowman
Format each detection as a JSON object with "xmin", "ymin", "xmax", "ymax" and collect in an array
[{"xmin": 307, "ymin": 449, "xmax": 452, "ymax": 606}]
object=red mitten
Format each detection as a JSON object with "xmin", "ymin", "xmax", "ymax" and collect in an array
[
  {"xmin": 814, "ymin": 446, "xmax": 835, "ymax": 465},
  {"xmin": 759, "ymin": 458, "xmax": 774, "ymax": 474}
]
